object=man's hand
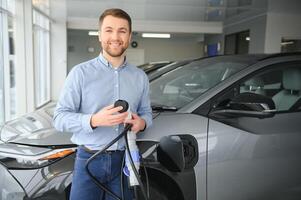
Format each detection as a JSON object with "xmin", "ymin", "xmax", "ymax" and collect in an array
[
  {"xmin": 90, "ymin": 105, "xmax": 129, "ymax": 128},
  {"xmin": 124, "ymin": 113, "xmax": 146, "ymax": 133}
]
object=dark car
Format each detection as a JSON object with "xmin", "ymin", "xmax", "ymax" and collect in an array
[
  {"xmin": 137, "ymin": 61, "xmax": 172, "ymax": 74},
  {"xmin": 0, "ymin": 53, "xmax": 301, "ymax": 200}
]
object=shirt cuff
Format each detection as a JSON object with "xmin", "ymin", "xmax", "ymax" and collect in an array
[
  {"xmin": 140, "ymin": 115, "xmax": 152, "ymax": 130},
  {"xmin": 81, "ymin": 114, "xmax": 94, "ymax": 134}
]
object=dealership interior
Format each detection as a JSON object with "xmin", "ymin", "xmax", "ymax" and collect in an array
[{"xmin": 1, "ymin": 0, "xmax": 301, "ymax": 200}]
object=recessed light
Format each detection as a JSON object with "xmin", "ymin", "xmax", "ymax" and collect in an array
[
  {"xmin": 88, "ymin": 31, "xmax": 98, "ymax": 36},
  {"xmin": 142, "ymin": 33, "xmax": 171, "ymax": 38}
]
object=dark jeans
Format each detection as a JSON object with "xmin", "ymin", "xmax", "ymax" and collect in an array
[{"xmin": 70, "ymin": 147, "xmax": 133, "ymax": 200}]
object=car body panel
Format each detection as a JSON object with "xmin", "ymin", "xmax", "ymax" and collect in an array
[
  {"xmin": 0, "ymin": 53, "xmax": 301, "ymax": 200},
  {"xmin": 207, "ymin": 113, "xmax": 301, "ymax": 200}
]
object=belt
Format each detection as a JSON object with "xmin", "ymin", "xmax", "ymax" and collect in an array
[{"xmin": 79, "ymin": 145, "xmax": 124, "ymax": 154}]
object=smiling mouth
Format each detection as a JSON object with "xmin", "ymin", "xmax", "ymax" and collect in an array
[{"xmin": 109, "ymin": 42, "xmax": 122, "ymax": 48}]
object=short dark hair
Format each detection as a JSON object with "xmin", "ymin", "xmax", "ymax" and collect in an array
[{"xmin": 99, "ymin": 8, "xmax": 132, "ymax": 32}]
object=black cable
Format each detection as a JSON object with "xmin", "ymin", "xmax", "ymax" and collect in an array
[
  {"xmin": 85, "ymin": 124, "xmax": 132, "ymax": 200},
  {"xmin": 85, "ymin": 123, "xmax": 148, "ymax": 200},
  {"xmin": 142, "ymin": 164, "xmax": 150, "ymax": 198},
  {"xmin": 124, "ymin": 133, "xmax": 149, "ymax": 200}
]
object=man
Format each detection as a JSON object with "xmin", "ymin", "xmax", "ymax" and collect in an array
[{"xmin": 53, "ymin": 8, "xmax": 152, "ymax": 200}]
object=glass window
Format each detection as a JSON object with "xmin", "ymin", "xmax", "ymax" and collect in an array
[
  {"xmin": 32, "ymin": 0, "xmax": 49, "ymax": 15},
  {"xmin": 8, "ymin": 15, "xmax": 16, "ymax": 118},
  {"xmin": 150, "ymin": 57, "xmax": 254, "ymax": 109},
  {"xmin": 33, "ymin": 9, "xmax": 50, "ymax": 107},
  {"xmin": 0, "ymin": 12, "xmax": 4, "ymax": 125},
  {"xmin": 239, "ymin": 63, "xmax": 301, "ymax": 112},
  {"xmin": 0, "ymin": 0, "xmax": 16, "ymax": 124}
]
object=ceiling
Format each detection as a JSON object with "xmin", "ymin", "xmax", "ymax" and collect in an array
[
  {"xmin": 66, "ymin": 0, "xmax": 268, "ymax": 21},
  {"xmin": 67, "ymin": 0, "xmax": 216, "ymax": 21},
  {"xmin": 66, "ymin": 0, "xmax": 268, "ymax": 36}
]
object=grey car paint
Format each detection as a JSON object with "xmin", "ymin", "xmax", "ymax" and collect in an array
[{"xmin": 0, "ymin": 53, "xmax": 301, "ymax": 200}]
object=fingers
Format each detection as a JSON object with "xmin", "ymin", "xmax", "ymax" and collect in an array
[
  {"xmin": 92, "ymin": 105, "xmax": 129, "ymax": 127},
  {"xmin": 103, "ymin": 105, "xmax": 123, "ymax": 114},
  {"xmin": 131, "ymin": 113, "xmax": 139, "ymax": 119},
  {"xmin": 124, "ymin": 114, "xmax": 145, "ymax": 133},
  {"xmin": 103, "ymin": 104, "xmax": 114, "ymax": 110},
  {"xmin": 108, "ymin": 112, "xmax": 128, "ymax": 122}
]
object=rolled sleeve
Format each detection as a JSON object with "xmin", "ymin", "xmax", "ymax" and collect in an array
[
  {"xmin": 53, "ymin": 66, "xmax": 94, "ymax": 134},
  {"xmin": 140, "ymin": 114, "xmax": 152, "ymax": 129},
  {"xmin": 137, "ymin": 72, "xmax": 153, "ymax": 129}
]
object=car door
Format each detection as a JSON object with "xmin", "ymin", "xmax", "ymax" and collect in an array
[{"xmin": 206, "ymin": 61, "xmax": 301, "ymax": 200}]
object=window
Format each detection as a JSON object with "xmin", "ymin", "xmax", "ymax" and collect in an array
[
  {"xmin": 0, "ymin": 10, "xmax": 4, "ymax": 124},
  {"xmin": 0, "ymin": 0, "xmax": 16, "ymax": 124},
  {"xmin": 150, "ymin": 57, "xmax": 250, "ymax": 109},
  {"xmin": 239, "ymin": 63, "xmax": 301, "ymax": 112},
  {"xmin": 224, "ymin": 30, "xmax": 250, "ymax": 55},
  {"xmin": 208, "ymin": 61, "xmax": 301, "ymax": 136},
  {"xmin": 33, "ymin": 6, "xmax": 50, "ymax": 107}
]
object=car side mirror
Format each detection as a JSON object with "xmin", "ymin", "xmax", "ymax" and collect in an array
[
  {"xmin": 211, "ymin": 92, "xmax": 276, "ymax": 119},
  {"xmin": 157, "ymin": 134, "xmax": 199, "ymax": 172}
]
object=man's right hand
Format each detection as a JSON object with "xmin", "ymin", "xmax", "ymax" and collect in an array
[{"xmin": 90, "ymin": 105, "xmax": 129, "ymax": 128}]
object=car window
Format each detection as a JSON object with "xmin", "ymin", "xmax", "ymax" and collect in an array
[
  {"xmin": 150, "ymin": 57, "xmax": 253, "ymax": 109},
  {"xmin": 239, "ymin": 63, "xmax": 301, "ymax": 112}
]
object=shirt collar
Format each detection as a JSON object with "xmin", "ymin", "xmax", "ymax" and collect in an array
[{"xmin": 98, "ymin": 53, "xmax": 128, "ymax": 70}]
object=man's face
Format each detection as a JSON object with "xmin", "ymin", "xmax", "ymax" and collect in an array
[{"xmin": 99, "ymin": 15, "xmax": 131, "ymax": 58}]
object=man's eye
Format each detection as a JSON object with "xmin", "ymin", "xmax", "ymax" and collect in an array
[{"xmin": 106, "ymin": 30, "xmax": 112, "ymax": 33}]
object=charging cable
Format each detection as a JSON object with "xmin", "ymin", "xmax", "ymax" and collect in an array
[{"xmin": 85, "ymin": 100, "xmax": 148, "ymax": 200}]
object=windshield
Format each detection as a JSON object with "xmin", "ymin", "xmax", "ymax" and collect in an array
[{"xmin": 150, "ymin": 56, "xmax": 255, "ymax": 109}]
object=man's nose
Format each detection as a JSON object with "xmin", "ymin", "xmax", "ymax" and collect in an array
[{"xmin": 111, "ymin": 31, "xmax": 119, "ymax": 40}]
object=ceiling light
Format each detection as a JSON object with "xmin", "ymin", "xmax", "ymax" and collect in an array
[
  {"xmin": 246, "ymin": 37, "xmax": 250, "ymax": 41},
  {"xmin": 281, "ymin": 41, "xmax": 294, "ymax": 45},
  {"xmin": 88, "ymin": 31, "xmax": 98, "ymax": 36},
  {"xmin": 142, "ymin": 33, "xmax": 171, "ymax": 38}
]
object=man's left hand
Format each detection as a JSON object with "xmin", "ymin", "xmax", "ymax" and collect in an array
[{"xmin": 124, "ymin": 113, "xmax": 146, "ymax": 133}]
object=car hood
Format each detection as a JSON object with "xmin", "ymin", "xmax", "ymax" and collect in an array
[
  {"xmin": 0, "ymin": 109, "xmax": 75, "ymax": 148},
  {"xmin": 1, "ymin": 112, "xmax": 162, "ymax": 148},
  {"xmin": 7, "ymin": 128, "xmax": 75, "ymax": 148}
]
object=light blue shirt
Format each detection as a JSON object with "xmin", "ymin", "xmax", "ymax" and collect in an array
[{"xmin": 53, "ymin": 54, "xmax": 152, "ymax": 150}]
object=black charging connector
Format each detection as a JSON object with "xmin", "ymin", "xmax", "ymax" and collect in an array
[{"xmin": 85, "ymin": 100, "xmax": 149, "ymax": 200}]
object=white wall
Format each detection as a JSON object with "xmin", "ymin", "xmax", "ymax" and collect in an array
[
  {"xmin": 67, "ymin": 30, "xmax": 204, "ymax": 72},
  {"xmin": 264, "ymin": 13, "xmax": 301, "ymax": 53},
  {"xmin": 14, "ymin": 0, "xmax": 34, "ymax": 114},
  {"xmin": 67, "ymin": 30, "xmax": 100, "ymax": 72},
  {"xmin": 208, "ymin": 0, "xmax": 301, "ymax": 54},
  {"xmin": 50, "ymin": 0, "xmax": 67, "ymax": 101},
  {"xmin": 264, "ymin": 0, "xmax": 301, "ymax": 53},
  {"xmin": 133, "ymin": 37, "xmax": 203, "ymax": 62}
]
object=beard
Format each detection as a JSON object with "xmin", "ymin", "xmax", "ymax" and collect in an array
[{"xmin": 102, "ymin": 41, "xmax": 128, "ymax": 58}]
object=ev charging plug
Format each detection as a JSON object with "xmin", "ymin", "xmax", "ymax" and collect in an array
[{"xmin": 114, "ymin": 100, "xmax": 141, "ymax": 186}]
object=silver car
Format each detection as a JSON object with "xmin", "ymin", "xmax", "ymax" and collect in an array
[{"xmin": 0, "ymin": 53, "xmax": 301, "ymax": 200}]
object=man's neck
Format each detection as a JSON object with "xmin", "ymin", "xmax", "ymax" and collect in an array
[{"xmin": 102, "ymin": 52, "xmax": 125, "ymax": 69}]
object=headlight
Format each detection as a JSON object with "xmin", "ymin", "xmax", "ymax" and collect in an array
[
  {"xmin": 0, "ymin": 163, "xmax": 26, "ymax": 199},
  {"xmin": 0, "ymin": 147, "xmax": 75, "ymax": 169}
]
